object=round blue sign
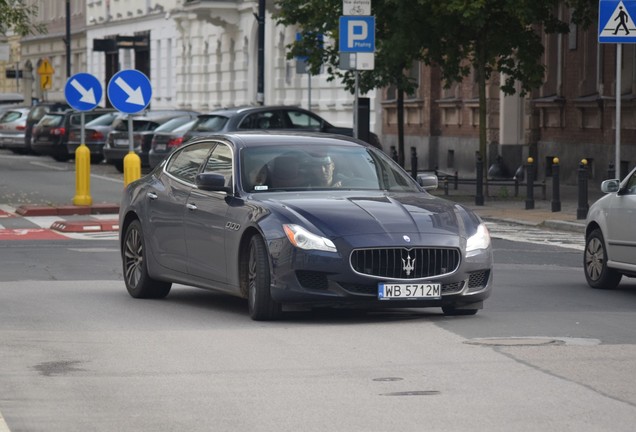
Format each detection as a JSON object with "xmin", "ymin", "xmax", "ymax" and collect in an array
[
  {"xmin": 64, "ymin": 73, "xmax": 103, "ymax": 111},
  {"xmin": 107, "ymin": 69, "xmax": 152, "ymax": 114}
]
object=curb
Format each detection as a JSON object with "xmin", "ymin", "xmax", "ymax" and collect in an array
[
  {"xmin": 16, "ymin": 203, "xmax": 119, "ymax": 217},
  {"xmin": 50, "ymin": 220, "xmax": 119, "ymax": 233}
]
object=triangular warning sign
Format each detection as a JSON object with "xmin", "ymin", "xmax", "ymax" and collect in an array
[{"xmin": 600, "ymin": 1, "xmax": 636, "ymax": 37}]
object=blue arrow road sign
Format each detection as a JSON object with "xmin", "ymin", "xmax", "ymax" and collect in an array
[
  {"xmin": 339, "ymin": 16, "xmax": 375, "ymax": 53},
  {"xmin": 64, "ymin": 73, "xmax": 102, "ymax": 111},
  {"xmin": 599, "ymin": 0, "xmax": 636, "ymax": 43},
  {"xmin": 107, "ymin": 69, "xmax": 152, "ymax": 114}
]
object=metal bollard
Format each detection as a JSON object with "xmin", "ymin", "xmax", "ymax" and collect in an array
[
  {"xmin": 454, "ymin": 170, "xmax": 459, "ymax": 190},
  {"xmin": 475, "ymin": 152, "xmax": 484, "ymax": 206},
  {"xmin": 390, "ymin": 146, "xmax": 398, "ymax": 163},
  {"xmin": 577, "ymin": 159, "xmax": 589, "ymax": 220},
  {"xmin": 410, "ymin": 147, "xmax": 417, "ymax": 179},
  {"xmin": 444, "ymin": 178, "xmax": 449, "ymax": 196},
  {"xmin": 551, "ymin": 157, "xmax": 561, "ymax": 212},
  {"xmin": 525, "ymin": 157, "xmax": 535, "ymax": 210},
  {"xmin": 607, "ymin": 162, "xmax": 616, "ymax": 180}
]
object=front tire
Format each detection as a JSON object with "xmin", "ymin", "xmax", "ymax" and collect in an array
[
  {"xmin": 122, "ymin": 220, "xmax": 171, "ymax": 298},
  {"xmin": 584, "ymin": 228, "xmax": 622, "ymax": 289},
  {"xmin": 246, "ymin": 235, "xmax": 280, "ymax": 321}
]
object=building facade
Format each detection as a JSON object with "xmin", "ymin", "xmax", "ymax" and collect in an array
[
  {"xmin": 13, "ymin": 0, "xmax": 374, "ymax": 133},
  {"xmin": 381, "ymin": 7, "xmax": 636, "ymax": 185}
]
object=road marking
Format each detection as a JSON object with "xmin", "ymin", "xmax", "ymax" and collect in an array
[
  {"xmin": 28, "ymin": 160, "xmax": 67, "ymax": 171},
  {"xmin": 0, "ymin": 410, "xmax": 11, "ymax": 432},
  {"xmin": 486, "ymin": 222, "xmax": 585, "ymax": 251}
]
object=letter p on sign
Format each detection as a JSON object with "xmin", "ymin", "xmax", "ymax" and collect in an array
[{"xmin": 348, "ymin": 20, "xmax": 368, "ymax": 48}]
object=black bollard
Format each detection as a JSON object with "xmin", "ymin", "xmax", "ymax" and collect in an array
[
  {"xmin": 551, "ymin": 157, "xmax": 561, "ymax": 212},
  {"xmin": 390, "ymin": 146, "xmax": 398, "ymax": 163},
  {"xmin": 577, "ymin": 159, "xmax": 589, "ymax": 220},
  {"xmin": 607, "ymin": 162, "xmax": 616, "ymax": 180},
  {"xmin": 475, "ymin": 152, "xmax": 484, "ymax": 206},
  {"xmin": 410, "ymin": 147, "xmax": 417, "ymax": 179},
  {"xmin": 444, "ymin": 178, "xmax": 449, "ymax": 196},
  {"xmin": 525, "ymin": 157, "xmax": 535, "ymax": 210}
]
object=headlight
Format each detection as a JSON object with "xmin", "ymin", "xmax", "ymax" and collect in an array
[
  {"xmin": 283, "ymin": 224, "xmax": 337, "ymax": 253},
  {"xmin": 466, "ymin": 223, "xmax": 490, "ymax": 253}
]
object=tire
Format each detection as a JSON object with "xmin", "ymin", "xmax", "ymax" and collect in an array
[
  {"xmin": 122, "ymin": 220, "xmax": 171, "ymax": 299},
  {"xmin": 584, "ymin": 228, "xmax": 622, "ymax": 289},
  {"xmin": 442, "ymin": 307, "xmax": 479, "ymax": 316},
  {"xmin": 246, "ymin": 235, "xmax": 280, "ymax": 321},
  {"xmin": 53, "ymin": 153, "xmax": 71, "ymax": 162},
  {"xmin": 115, "ymin": 161, "xmax": 124, "ymax": 173}
]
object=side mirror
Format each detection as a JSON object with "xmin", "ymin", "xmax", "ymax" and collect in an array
[
  {"xmin": 417, "ymin": 172, "xmax": 438, "ymax": 191},
  {"xmin": 601, "ymin": 179, "xmax": 620, "ymax": 194},
  {"xmin": 195, "ymin": 172, "xmax": 232, "ymax": 194}
]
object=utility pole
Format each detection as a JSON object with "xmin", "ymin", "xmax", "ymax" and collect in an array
[
  {"xmin": 256, "ymin": 0, "xmax": 265, "ymax": 105},
  {"xmin": 65, "ymin": 0, "xmax": 71, "ymax": 78}
]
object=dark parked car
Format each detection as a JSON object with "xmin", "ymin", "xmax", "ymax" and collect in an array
[
  {"xmin": 31, "ymin": 108, "xmax": 115, "ymax": 162},
  {"xmin": 67, "ymin": 111, "xmax": 124, "ymax": 163},
  {"xmin": 104, "ymin": 109, "xmax": 199, "ymax": 172},
  {"xmin": 183, "ymin": 105, "xmax": 383, "ymax": 149},
  {"xmin": 584, "ymin": 166, "xmax": 636, "ymax": 289},
  {"xmin": 24, "ymin": 101, "xmax": 70, "ymax": 154},
  {"xmin": 147, "ymin": 118, "xmax": 196, "ymax": 168},
  {"xmin": 119, "ymin": 132, "xmax": 493, "ymax": 320},
  {"xmin": 0, "ymin": 107, "xmax": 30, "ymax": 152}
]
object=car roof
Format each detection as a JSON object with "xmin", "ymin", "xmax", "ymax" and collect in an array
[
  {"xmin": 198, "ymin": 105, "xmax": 307, "ymax": 117},
  {"xmin": 125, "ymin": 109, "xmax": 198, "ymax": 121},
  {"xmin": 187, "ymin": 130, "xmax": 366, "ymax": 149}
]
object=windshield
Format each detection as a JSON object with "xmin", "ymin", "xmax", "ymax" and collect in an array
[
  {"xmin": 191, "ymin": 115, "xmax": 229, "ymax": 132},
  {"xmin": 114, "ymin": 119, "xmax": 159, "ymax": 132},
  {"xmin": 241, "ymin": 144, "xmax": 419, "ymax": 193}
]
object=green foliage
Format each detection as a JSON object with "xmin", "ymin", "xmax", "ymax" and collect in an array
[{"xmin": 0, "ymin": 0, "xmax": 46, "ymax": 37}]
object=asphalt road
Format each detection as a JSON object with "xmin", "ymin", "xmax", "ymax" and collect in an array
[{"xmin": 1, "ymin": 150, "xmax": 636, "ymax": 431}]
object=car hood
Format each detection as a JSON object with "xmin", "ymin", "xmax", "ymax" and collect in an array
[{"xmin": 260, "ymin": 192, "xmax": 476, "ymax": 239}]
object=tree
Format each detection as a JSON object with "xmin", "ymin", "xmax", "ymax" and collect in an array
[
  {"xmin": 0, "ymin": 0, "xmax": 45, "ymax": 37},
  {"xmin": 275, "ymin": 0, "xmax": 597, "ymax": 173}
]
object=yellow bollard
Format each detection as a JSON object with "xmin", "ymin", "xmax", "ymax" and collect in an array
[
  {"xmin": 73, "ymin": 143, "xmax": 92, "ymax": 206},
  {"xmin": 123, "ymin": 151, "xmax": 142, "ymax": 186}
]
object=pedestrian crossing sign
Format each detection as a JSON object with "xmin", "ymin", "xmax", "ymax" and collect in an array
[{"xmin": 599, "ymin": 0, "xmax": 636, "ymax": 43}]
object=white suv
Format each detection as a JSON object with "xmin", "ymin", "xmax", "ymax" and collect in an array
[{"xmin": 584, "ymin": 166, "xmax": 636, "ymax": 289}]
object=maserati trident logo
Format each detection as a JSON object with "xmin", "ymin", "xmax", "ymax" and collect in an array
[
  {"xmin": 403, "ymin": 235, "xmax": 411, "ymax": 243},
  {"xmin": 402, "ymin": 253, "xmax": 416, "ymax": 276}
]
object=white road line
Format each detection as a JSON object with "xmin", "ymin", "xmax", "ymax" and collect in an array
[
  {"xmin": 29, "ymin": 160, "xmax": 67, "ymax": 171},
  {"xmin": 0, "ymin": 410, "xmax": 11, "ymax": 432},
  {"xmin": 90, "ymin": 173, "xmax": 124, "ymax": 184}
]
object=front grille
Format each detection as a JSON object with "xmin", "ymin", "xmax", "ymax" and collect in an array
[{"xmin": 350, "ymin": 247, "xmax": 460, "ymax": 279}]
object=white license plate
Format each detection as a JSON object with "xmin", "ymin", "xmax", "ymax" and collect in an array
[
  {"xmin": 114, "ymin": 139, "xmax": 129, "ymax": 146},
  {"xmin": 378, "ymin": 283, "xmax": 441, "ymax": 300},
  {"xmin": 154, "ymin": 144, "xmax": 166, "ymax": 151}
]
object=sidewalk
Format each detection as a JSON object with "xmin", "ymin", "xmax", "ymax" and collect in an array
[{"xmin": 429, "ymin": 180, "xmax": 604, "ymax": 233}]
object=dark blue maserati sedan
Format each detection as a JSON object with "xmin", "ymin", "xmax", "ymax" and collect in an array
[{"xmin": 119, "ymin": 132, "xmax": 493, "ymax": 320}]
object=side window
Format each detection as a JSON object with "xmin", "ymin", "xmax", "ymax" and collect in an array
[
  {"xmin": 202, "ymin": 143, "xmax": 233, "ymax": 187},
  {"xmin": 166, "ymin": 143, "xmax": 213, "ymax": 183},
  {"xmin": 286, "ymin": 110, "xmax": 321, "ymax": 129},
  {"xmin": 239, "ymin": 111, "xmax": 284, "ymax": 129}
]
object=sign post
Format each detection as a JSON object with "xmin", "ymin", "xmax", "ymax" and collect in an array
[
  {"xmin": 599, "ymin": 0, "xmax": 636, "ymax": 180},
  {"xmin": 339, "ymin": 2, "xmax": 375, "ymax": 139},
  {"xmin": 107, "ymin": 69, "xmax": 152, "ymax": 186},
  {"xmin": 65, "ymin": 72, "xmax": 103, "ymax": 206}
]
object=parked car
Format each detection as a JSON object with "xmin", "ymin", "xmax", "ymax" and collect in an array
[
  {"xmin": 584, "ymin": 166, "xmax": 636, "ymax": 289},
  {"xmin": 119, "ymin": 132, "xmax": 492, "ymax": 320},
  {"xmin": 31, "ymin": 108, "xmax": 115, "ymax": 162},
  {"xmin": 183, "ymin": 105, "xmax": 383, "ymax": 149},
  {"xmin": 67, "ymin": 111, "xmax": 124, "ymax": 163},
  {"xmin": 0, "ymin": 107, "xmax": 30, "ymax": 152},
  {"xmin": 147, "ymin": 118, "xmax": 197, "ymax": 168},
  {"xmin": 103, "ymin": 109, "xmax": 199, "ymax": 172},
  {"xmin": 24, "ymin": 101, "xmax": 71, "ymax": 154}
]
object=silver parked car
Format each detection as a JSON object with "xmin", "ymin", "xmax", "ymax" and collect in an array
[
  {"xmin": 584, "ymin": 166, "xmax": 636, "ymax": 289},
  {"xmin": 0, "ymin": 107, "xmax": 30, "ymax": 152}
]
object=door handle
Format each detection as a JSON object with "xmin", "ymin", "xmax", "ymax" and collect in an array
[
  {"xmin": 186, "ymin": 203, "xmax": 197, "ymax": 211},
  {"xmin": 147, "ymin": 192, "xmax": 158, "ymax": 200}
]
